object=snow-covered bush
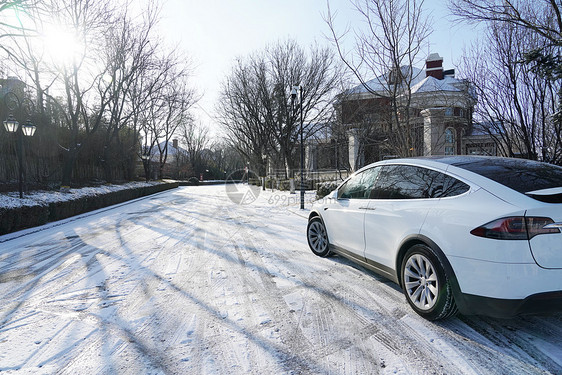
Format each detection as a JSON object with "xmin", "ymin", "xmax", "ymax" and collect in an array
[{"xmin": 316, "ymin": 180, "xmax": 339, "ymax": 199}]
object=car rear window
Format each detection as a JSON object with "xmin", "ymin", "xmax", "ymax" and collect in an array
[{"xmin": 451, "ymin": 158, "xmax": 562, "ymax": 194}]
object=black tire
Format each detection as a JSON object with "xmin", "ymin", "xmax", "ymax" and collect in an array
[
  {"xmin": 401, "ymin": 244, "xmax": 457, "ymax": 320},
  {"xmin": 306, "ymin": 217, "xmax": 332, "ymax": 257}
]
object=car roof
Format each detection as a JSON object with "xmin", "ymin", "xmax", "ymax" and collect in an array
[
  {"xmin": 357, "ymin": 156, "xmax": 562, "ymax": 204},
  {"xmin": 363, "ymin": 155, "xmax": 562, "ymax": 176}
]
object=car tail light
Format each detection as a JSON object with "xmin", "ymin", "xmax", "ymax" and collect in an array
[{"xmin": 470, "ymin": 217, "xmax": 560, "ymax": 240}]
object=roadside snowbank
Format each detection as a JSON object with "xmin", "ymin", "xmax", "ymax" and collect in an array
[
  {"xmin": 0, "ymin": 181, "xmax": 168, "ymax": 209},
  {"xmin": 0, "ymin": 181, "xmax": 179, "ymax": 235}
]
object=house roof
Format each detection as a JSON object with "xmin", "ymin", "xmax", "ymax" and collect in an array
[
  {"xmin": 346, "ymin": 66, "xmax": 426, "ymax": 95},
  {"xmin": 346, "ymin": 66, "xmax": 469, "ymax": 97},
  {"xmin": 409, "ymin": 76, "xmax": 461, "ymax": 94}
]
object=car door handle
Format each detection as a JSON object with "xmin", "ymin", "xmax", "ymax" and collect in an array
[{"xmin": 359, "ymin": 206, "xmax": 376, "ymax": 211}]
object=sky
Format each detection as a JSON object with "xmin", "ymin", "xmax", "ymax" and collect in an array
[{"xmin": 158, "ymin": 0, "xmax": 479, "ymax": 138}]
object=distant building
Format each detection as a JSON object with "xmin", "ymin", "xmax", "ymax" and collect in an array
[
  {"xmin": 139, "ymin": 139, "xmax": 191, "ymax": 179},
  {"xmin": 0, "ymin": 76, "xmax": 26, "ymax": 99},
  {"xmin": 462, "ymin": 121, "xmax": 499, "ymax": 156},
  {"xmin": 309, "ymin": 53, "xmax": 496, "ymax": 172},
  {"xmin": 0, "ymin": 77, "xmax": 28, "ymax": 119}
]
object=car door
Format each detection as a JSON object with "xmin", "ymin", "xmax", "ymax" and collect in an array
[
  {"xmin": 322, "ymin": 167, "xmax": 381, "ymax": 260},
  {"xmin": 363, "ymin": 165, "xmax": 442, "ymax": 272}
]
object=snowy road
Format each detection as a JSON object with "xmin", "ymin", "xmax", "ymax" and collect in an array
[{"xmin": 1, "ymin": 185, "xmax": 561, "ymax": 374}]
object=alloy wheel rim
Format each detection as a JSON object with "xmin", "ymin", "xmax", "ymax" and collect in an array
[
  {"xmin": 308, "ymin": 221, "xmax": 327, "ymax": 253},
  {"xmin": 404, "ymin": 254, "xmax": 439, "ymax": 310}
]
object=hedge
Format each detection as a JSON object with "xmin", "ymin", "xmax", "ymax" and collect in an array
[
  {"xmin": 316, "ymin": 180, "xmax": 340, "ymax": 199},
  {"xmin": 0, "ymin": 182, "xmax": 178, "ymax": 235}
]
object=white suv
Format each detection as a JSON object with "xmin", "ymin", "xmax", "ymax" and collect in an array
[{"xmin": 307, "ymin": 156, "xmax": 562, "ymax": 320}]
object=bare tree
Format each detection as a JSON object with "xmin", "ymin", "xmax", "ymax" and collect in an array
[
  {"xmin": 449, "ymin": 0, "xmax": 562, "ymax": 43},
  {"xmin": 128, "ymin": 39, "xmax": 175, "ymax": 182},
  {"xmin": 0, "ymin": 0, "xmax": 200, "ymax": 187},
  {"xmin": 217, "ymin": 55, "xmax": 272, "ymax": 174},
  {"xmin": 217, "ymin": 39, "xmax": 344, "ymax": 177},
  {"xmin": 180, "ymin": 121, "xmax": 210, "ymax": 177},
  {"xmin": 0, "ymin": 1, "xmax": 52, "ymax": 113},
  {"xmin": 460, "ymin": 20, "xmax": 561, "ymax": 162},
  {"xmin": 0, "ymin": 1, "xmax": 40, "ymax": 42},
  {"xmin": 147, "ymin": 63, "xmax": 196, "ymax": 179},
  {"xmin": 18, "ymin": 0, "xmax": 117, "ymax": 189},
  {"xmin": 98, "ymin": 4, "xmax": 161, "ymax": 181},
  {"xmin": 451, "ymin": 0, "xmax": 562, "ymax": 163},
  {"xmin": 325, "ymin": 0, "xmax": 432, "ymax": 157},
  {"xmin": 269, "ymin": 40, "xmax": 343, "ymax": 175}
]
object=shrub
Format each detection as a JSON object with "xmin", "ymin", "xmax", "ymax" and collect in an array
[
  {"xmin": 316, "ymin": 180, "xmax": 340, "ymax": 199},
  {"xmin": 278, "ymin": 179, "xmax": 292, "ymax": 191},
  {"xmin": 249, "ymin": 178, "xmax": 261, "ymax": 186},
  {"xmin": 186, "ymin": 177, "xmax": 200, "ymax": 185}
]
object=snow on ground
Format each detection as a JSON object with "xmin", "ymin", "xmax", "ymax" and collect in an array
[
  {"xmin": 0, "ymin": 184, "xmax": 561, "ymax": 374},
  {"xmin": 0, "ymin": 181, "xmax": 166, "ymax": 209}
]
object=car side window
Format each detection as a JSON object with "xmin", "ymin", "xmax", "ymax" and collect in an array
[
  {"xmin": 338, "ymin": 167, "xmax": 381, "ymax": 199},
  {"xmin": 371, "ymin": 165, "xmax": 468, "ymax": 199},
  {"xmin": 439, "ymin": 174, "xmax": 470, "ymax": 197},
  {"xmin": 371, "ymin": 165, "xmax": 431, "ymax": 199}
]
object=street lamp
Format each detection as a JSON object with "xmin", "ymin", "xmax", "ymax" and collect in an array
[
  {"xmin": 3, "ymin": 114, "xmax": 18, "ymax": 132},
  {"xmin": 291, "ymin": 85, "xmax": 305, "ymax": 209},
  {"xmin": 261, "ymin": 153, "xmax": 267, "ymax": 191},
  {"xmin": 3, "ymin": 92, "xmax": 36, "ymax": 198},
  {"xmin": 140, "ymin": 152, "xmax": 151, "ymax": 182}
]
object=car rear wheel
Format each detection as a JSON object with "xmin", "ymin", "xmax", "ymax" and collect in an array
[
  {"xmin": 307, "ymin": 217, "xmax": 332, "ymax": 257},
  {"xmin": 401, "ymin": 244, "xmax": 457, "ymax": 320}
]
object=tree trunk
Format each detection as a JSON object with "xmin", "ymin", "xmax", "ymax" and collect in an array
[
  {"xmin": 102, "ymin": 145, "xmax": 113, "ymax": 183},
  {"xmin": 61, "ymin": 149, "xmax": 78, "ymax": 191},
  {"xmin": 143, "ymin": 160, "xmax": 150, "ymax": 182}
]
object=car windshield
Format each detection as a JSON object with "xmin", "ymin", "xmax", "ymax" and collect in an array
[{"xmin": 450, "ymin": 157, "xmax": 562, "ymax": 194}]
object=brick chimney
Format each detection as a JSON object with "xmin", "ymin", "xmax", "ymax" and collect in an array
[
  {"xmin": 173, "ymin": 138, "xmax": 178, "ymax": 149},
  {"xmin": 426, "ymin": 53, "xmax": 443, "ymax": 80}
]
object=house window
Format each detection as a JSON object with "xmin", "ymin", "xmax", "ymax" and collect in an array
[
  {"xmin": 444, "ymin": 127, "xmax": 456, "ymax": 155},
  {"xmin": 445, "ymin": 128, "xmax": 455, "ymax": 143},
  {"xmin": 445, "ymin": 107, "xmax": 453, "ymax": 116}
]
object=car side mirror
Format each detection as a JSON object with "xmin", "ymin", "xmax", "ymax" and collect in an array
[{"xmin": 329, "ymin": 190, "xmax": 338, "ymax": 200}]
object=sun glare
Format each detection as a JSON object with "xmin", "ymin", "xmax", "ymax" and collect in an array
[{"xmin": 41, "ymin": 24, "xmax": 84, "ymax": 65}]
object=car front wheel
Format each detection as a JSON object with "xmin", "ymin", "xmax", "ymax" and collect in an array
[
  {"xmin": 307, "ymin": 217, "xmax": 332, "ymax": 257},
  {"xmin": 401, "ymin": 244, "xmax": 457, "ymax": 320}
]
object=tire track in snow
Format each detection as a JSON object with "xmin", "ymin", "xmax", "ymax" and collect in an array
[
  {"xmin": 225, "ymin": 203, "xmax": 456, "ymax": 374},
  {"xmin": 2, "ymin": 186, "xmax": 562, "ymax": 374},
  {"xmin": 1, "ymin": 190, "xmax": 199, "ymax": 372},
  {"xmin": 231, "ymin": 196, "xmax": 559, "ymax": 375},
  {"xmin": 173, "ymin": 201, "xmax": 327, "ymax": 374}
]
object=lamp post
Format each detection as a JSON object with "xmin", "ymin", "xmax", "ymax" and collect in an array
[
  {"xmin": 3, "ymin": 92, "xmax": 36, "ymax": 198},
  {"xmin": 261, "ymin": 153, "xmax": 267, "ymax": 191},
  {"xmin": 291, "ymin": 85, "xmax": 305, "ymax": 210},
  {"xmin": 140, "ymin": 152, "xmax": 150, "ymax": 182}
]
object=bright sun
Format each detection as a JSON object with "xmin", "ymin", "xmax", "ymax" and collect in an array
[{"xmin": 41, "ymin": 24, "xmax": 84, "ymax": 65}]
